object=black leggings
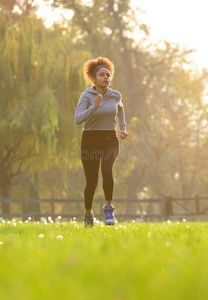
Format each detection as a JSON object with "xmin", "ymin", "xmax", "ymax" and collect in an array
[{"xmin": 81, "ymin": 130, "xmax": 119, "ymax": 209}]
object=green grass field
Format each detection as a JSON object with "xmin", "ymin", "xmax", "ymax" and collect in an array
[{"xmin": 0, "ymin": 218, "xmax": 208, "ymax": 300}]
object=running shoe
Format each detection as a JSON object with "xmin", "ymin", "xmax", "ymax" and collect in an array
[
  {"xmin": 103, "ymin": 205, "xmax": 116, "ymax": 225},
  {"xmin": 83, "ymin": 211, "xmax": 94, "ymax": 228}
]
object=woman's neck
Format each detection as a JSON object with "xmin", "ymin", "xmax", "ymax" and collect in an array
[{"xmin": 94, "ymin": 86, "xmax": 107, "ymax": 95}]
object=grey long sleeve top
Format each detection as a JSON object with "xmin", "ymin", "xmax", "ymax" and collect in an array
[{"xmin": 74, "ymin": 87, "xmax": 127, "ymax": 131}]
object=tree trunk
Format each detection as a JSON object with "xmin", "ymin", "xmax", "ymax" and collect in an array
[
  {"xmin": 0, "ymin": 172, "xmax": 11, "ymax": 215},
  {"xmin": 23, "ymin": 172, "xmax": 40, "ymax": 220},
  {"xmin": 29, "ymin": 172, "xmax": 40, "ymax": 220}
]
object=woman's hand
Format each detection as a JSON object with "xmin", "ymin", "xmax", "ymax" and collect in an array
[
  {"xmin": 119, "ymin": 129, "xmax": 128, "ymax": 139},
  {"xmin": 94, "ymin": 94, "xmax": 103, "ymax": 109}
]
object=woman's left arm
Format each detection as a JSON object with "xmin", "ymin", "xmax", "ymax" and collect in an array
[{"xmin": 117, "ymin": 94, "xmax": 128, "ymax": 139}]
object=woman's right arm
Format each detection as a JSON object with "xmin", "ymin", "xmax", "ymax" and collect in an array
[{"xmin": 74, "ymin": 94, "xmax": 97, "ymax": 125}]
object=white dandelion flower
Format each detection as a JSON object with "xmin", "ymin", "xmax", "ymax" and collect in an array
[
  {"xmin": 39, "ymin": 234, "xmax": 44, "ymax": 238},
  {"xmin": 56, "ymin": 235, "xmax": 63, "ymax": 240}
]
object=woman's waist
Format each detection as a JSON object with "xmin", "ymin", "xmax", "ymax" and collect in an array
[
  {"xmin": 83, "ymin": 129, "xmax": 116, "ymax": 133},
  {"xmin": 81, "ymin": 129, "xmax": 118, "ymax": 140}
]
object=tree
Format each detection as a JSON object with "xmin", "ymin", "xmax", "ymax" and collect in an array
[
  {"xmin": 0, "ymin": 13, "xmax": 89, "ymax": 213},
  {"xmin": 45, "ymin": 0, "xmax": 208, "ymax": 205},
  {"xmin": 0, "ymin": 0, "xmax": 39, "ymax": 18},
  {"xmin": 2, "ymin": 0, "xmax": 208, "ymax": 220}
]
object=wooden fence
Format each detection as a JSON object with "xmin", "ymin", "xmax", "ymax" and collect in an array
[{"xmin": 1, "ymin": 196, "xmax": 208, "ymax": 221}]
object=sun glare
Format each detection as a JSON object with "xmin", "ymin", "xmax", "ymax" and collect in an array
[
  {"xmin": 131, "ymin": 0, "xmax": 208, "ymax": 70},
  {"xmin": 35, "ymin": 0, "xmax": 73, "ymax": 27},
  {"xmin": 36, "ymin": 0, "xmax": 208, "ymax": 70}
]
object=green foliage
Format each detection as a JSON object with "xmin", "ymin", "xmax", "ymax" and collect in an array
[
  {"xmin": 0, "ymin": 13, "xmax": 89, "ymax": 199},
  {"xmin": 1, "ymin": 0, "xmax": 208, "ymax": 204}
]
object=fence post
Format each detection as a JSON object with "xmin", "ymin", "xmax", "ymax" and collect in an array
[
  {"xmin": 36, "ymin": 200, "xmax": 41, "ymax": 221},
  {"xmin": 195, "ymin": 194, "xmax": 200, "ymax": 215},
  {"xmin": 51, "ymin": 200, "xmax": 55, "ymax": 221},
  {"xmin": 165, "ymin": 196, "xmax": 173, "ymax": 218},
  {"xmin": 22, "ymin": 200, "xmax": 29, "ymax": 221}
]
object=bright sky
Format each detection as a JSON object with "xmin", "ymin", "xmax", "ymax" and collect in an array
[
  {"xmin": 35, "ymin": 0, "xmax": 208, "ymax": 70},
  {"xmin": 134, "ymin": 0, "xmax": 208, "ymax": 70}
]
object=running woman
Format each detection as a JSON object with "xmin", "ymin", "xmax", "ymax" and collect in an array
[{"xmin": 74, "ymin": 57, "xmax": 128, "ymax": 227}]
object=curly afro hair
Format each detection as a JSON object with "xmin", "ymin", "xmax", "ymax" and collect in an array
[{"xmin": 83, "ymin": 57, "xmax": 115, "ymax": 85}]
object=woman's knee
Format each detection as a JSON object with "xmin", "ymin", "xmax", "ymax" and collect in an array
[
  {"xmin": 86, "ymin": 178, "xmax": 99, "ymax": 190},
  {"xmin": 102, "ymin": 167, "xmax": 113, "ymax": 179}
]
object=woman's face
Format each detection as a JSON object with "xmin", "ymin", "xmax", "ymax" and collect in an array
[{"xmin": 94, "ymin": 67, "xmax": 111, "ymax": 88}]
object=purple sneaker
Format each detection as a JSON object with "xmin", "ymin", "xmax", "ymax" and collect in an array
[
  {"xmin": 83, "ymin": 211, "xmax": 94, "ymax": 228},
  {"xmin": 103, "ymin": 205, "xmax": 116, "ymax": 225}
]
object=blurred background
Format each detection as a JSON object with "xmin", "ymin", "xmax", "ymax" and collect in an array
[{"xmin": 1, "ymin": 0, "xmax": 208, "ymax": 217}]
